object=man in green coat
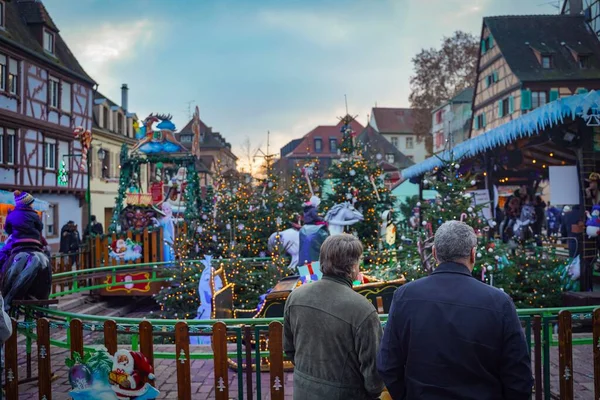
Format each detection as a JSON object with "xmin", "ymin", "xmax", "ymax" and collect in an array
[{"xmin": 283, "ymin": 234, "xmax": 384, "ymax": 399}]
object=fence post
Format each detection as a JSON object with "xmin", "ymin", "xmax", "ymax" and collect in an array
[
  {"xmin": 244, "ymin": 325, "xmax": 253, "ymax": 400},
  {"xmin": 593, "ymin": 308, "xmax": 600, "ymax": 400},
  {"xmin": 104, "ymin": 320, "xmax": 118, "ymax": 355},
  {"xmin": 213, "ymin": 322, "xmax": 230, "ymax": 400},
  {"xmin": 175, "ymin": 322, "xmax": 191, "ymax": 400},
  {"xmin": 139, "ymin": 321, "xmax": 155, "ymax": 387},
  {"xmin": 70, "ymin": 318, "xmax": 84, "ymax": 359},
  {"xmin": 533, "ymin": 316, "xmax": 542, "ymax": 400},
  {"xmin": 269, "ymin": 321, "xmax": 284, "ymax": 400},
  {"xmin": 558, "ymin": 310, "xmax": 573, "ymax": 400},
  {"xmin": 37, "ymin": 318, "xmax": 52, "ymax": 400},
  {"xmin": 5, "ymin": 319, "xmax": 18, "ymax": 400}
]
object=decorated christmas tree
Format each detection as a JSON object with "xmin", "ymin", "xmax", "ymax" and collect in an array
[
  {"xmin": 323, "ymin": 115, "xmax": 396, "ymax": 249},
  {"xmin": 287, "ymin": 159, "xmax": 324, "ymax": 216}
]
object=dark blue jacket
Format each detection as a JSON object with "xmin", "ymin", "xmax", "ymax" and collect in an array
[
  {"xmin": 303, "ymin": 205, "xmax": 324, "ymax": 225},
  {"xmin": 377, "ymin": 262, "xmax": 532, "ymax": 400},
  {"xmin": 5, "ymin": 206, "xmax": 43, "ymax": 241}
]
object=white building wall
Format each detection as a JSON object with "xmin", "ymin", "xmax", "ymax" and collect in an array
[{"xmin": 36, "ymin": 193, "xmax": 82, "ymax": 251}]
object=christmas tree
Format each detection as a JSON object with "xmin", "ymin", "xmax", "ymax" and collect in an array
[
  {"xmin": 286, "ymin": 159, "xmax": 324, "ymax": 216},
  {"xmin": 323, "ymin": 115, "xmax": 396, "ymax": 249}
]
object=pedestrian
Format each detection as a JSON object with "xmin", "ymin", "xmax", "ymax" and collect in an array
[
  {"xmin": 60, "ymin": 221, "xmax": 81, "ymax": 267},
  {"xmin": 377, "ymin": 220, "xmax": 532, "ymax": 399},
  {"xmin": 83, "ymin": 215, "xmax": 103, "ymax": 241},
  {"xmin": 283, "ymin": 234, "xmax": 384, "ymax": 400}
]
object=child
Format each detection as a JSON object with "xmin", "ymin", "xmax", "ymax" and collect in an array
[
  {"xmin": 5, "ymin": 191, "xmax": 43, "ymax": 243},
  {"xmin": 303, "ymin": 196, "xmax": 326, "ymax": 226}
]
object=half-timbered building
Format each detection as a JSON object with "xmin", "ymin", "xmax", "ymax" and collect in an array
[
  {"xmin": 0, "ymin": 0, "xmax": 95, "ymax": 250},
  {"xmin": 470, "ymin": 15, "xmax": 600, "ymax": 138}
]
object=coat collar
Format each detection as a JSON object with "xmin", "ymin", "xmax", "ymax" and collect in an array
[
  {"xmin": 322, "ymin": 274, "xmax": 353, "ymax": 288},
  {"xmin": 432, "ymin": 262, "xmax": 473, "ymax": 277}
]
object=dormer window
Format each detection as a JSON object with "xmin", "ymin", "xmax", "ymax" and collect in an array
[
  {"xmin": 541, "ymin": 55, "xmax": 552, "ymax": 69},
  {"xmin": 579, "ymin": 55, "xmax": 591, "ymax": 68},
  {"xmin": 43, "ymin": 30, "xmax": 55, "ymax": 54},
  {"xmin": 0, "ymin": 1, "xmax": 5, "ymax": 29}
]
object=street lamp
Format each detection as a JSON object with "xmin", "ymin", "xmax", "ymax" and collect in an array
[{"xmin": 97, "ymin": 148, "xmax": 106, "ymax": 161}]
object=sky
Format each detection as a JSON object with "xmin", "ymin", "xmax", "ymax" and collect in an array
[{"xmin": 45, "ymin": 0, "xmax": 559, "ymax": 167}]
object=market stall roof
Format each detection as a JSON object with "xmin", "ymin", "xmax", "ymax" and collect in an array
[
  {"xmin": 401, "ymin": 90, "xmax": 600, "ymax": 180},
  {"xmin": 0, "ymin": 190, "xmax": 49, "ymax": 212}
]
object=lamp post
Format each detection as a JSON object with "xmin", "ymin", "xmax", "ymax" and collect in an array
[{"xmin": 61, "ymin": 153, "xmax": 92, "ymax": 234}]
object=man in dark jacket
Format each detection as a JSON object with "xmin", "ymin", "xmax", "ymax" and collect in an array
[
  {"xmin": 83, "ymin": 215, "xmax": 104, "ymax": 241},
  {"xmin": 283, "ymin": 234, "xmax": 384, "ymax": 399},
  {"xmin": 377, "ymin": 220, "xmax": 532, "ymax": 399}
]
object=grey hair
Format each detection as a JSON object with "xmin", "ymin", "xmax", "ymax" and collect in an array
[
  {"xmin": 320, "ymin": 234, "xmax": 363, "ymax": 280},
  {"xmin": 433, "ymin": 221, "xmax": 477, "ymax": 263}
]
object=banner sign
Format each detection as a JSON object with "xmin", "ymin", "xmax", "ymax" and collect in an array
[{"xmin": 104, "ymin": 272, "xmax": 151, "ymax": 293}]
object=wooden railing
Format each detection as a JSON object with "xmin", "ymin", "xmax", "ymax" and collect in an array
[{"xmin": 4, "ymin": 308, "xmax": 600, "ymax": 399}]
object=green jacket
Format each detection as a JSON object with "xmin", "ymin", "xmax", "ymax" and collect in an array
[{"xmin": 283, "ymin": 275, "xmax": 384, "ymax": 400}]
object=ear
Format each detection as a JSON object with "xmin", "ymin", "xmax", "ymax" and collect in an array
[
  {"xmin": 470, "ymin": 247, "xmax": 476, "ymax": 264},
  {"xmin": 432, "ymin": 246, "xmax": 438, "ymax": 263}
]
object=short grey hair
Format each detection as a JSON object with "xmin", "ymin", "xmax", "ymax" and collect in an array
[
  {"xmin": 433, "ymin": 221, "xmax": 477, "ymax": 263},
  {"xmin": 320, "ymin": 234, "xmax": 363, "ymax": 279}
]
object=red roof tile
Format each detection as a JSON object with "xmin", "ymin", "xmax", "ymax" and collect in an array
[
  {"xmin": 371, "ymin": 108, "xmax": 415, "ymax": 134},
  {"xmin": 289, "ymin": 118, "xmax": 364, "ymax": 157}
]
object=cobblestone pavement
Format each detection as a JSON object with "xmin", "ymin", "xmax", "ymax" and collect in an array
[{"xmin": 8, "ymin": 342, "xmax": 595, "ymax": 399}]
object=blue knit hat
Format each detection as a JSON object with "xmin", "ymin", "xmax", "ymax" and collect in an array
[{"xmin": 14, "ymin": 190, "xmax": 34, "ymax": 208}]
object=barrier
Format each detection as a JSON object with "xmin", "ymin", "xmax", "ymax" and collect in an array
[{"xmin": 3, "ymin": 305, "xmax": 600, "ymax": 399}]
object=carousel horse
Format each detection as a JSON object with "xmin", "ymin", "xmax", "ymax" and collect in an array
[
  {"xmin": 191, "ymin": 256, "xmax": 222, "ymax": 345},
  {"xmin": 1, "ymin": 241, "xmax": 51, "ymax": 313},
  {"xmin": 324, "ymin": 202, "xmax": 364, "ymax": 235},
  {"xmin": 268, "ymin": 228, "xmax": 300, "ymax": 270}
]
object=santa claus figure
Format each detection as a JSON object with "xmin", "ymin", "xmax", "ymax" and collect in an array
[{"xmin": 109, "ymin": 349, "xmax": 155, "ymax": 399}]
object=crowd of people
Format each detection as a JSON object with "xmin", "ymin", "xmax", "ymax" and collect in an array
[{"xmin": 284, "ymin": 221, "xmax": 533, "ymax": 399}]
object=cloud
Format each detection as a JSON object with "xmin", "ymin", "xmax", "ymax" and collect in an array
[
  {"xmin": 60, "ymin": 19, "xmax": 157, "ymax": 88},
  {"xmin": 256, "ymin": 9, "xmax": 354, "ymax": 46}
]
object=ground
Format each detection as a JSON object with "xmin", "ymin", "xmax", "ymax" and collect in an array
[{"xmin": 10, "ymin": 341, "xmax": 595, "ymax": 399}]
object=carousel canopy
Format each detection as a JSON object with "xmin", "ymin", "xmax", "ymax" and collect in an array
[
  {"xmin": 401, "ymin": 90, "xmax": 600, "ymax": 180},
  {"xmin": 0, "ymin": 190, "xmax": 49, "ymax": 212}
]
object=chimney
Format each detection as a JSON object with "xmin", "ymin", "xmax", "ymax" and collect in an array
[
  {"xmin": 569, "ymin": 0, "xmax": 583, "ymax": 15},
  {"xmin": 121, "ymin": 84, "xmax": 129, "ymax": 112}
]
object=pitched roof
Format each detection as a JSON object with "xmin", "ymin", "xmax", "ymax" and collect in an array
[
  {"xmin": 176, "ymin": 117, "xmax": 238, "ymax": 161},
  {"xmin": 1, "ymin": 0, "xmax": 95, "ymax": 84},
  {"xmin": 356, "ymin": 125, "xmax": 415, "ymax": 170},
  {"xmin": 484, "ymin": 15, "xmax": 600, "ymax": 82},
  {"xmin": 451, "ymin": 87, "xmax": 474, "ymax": 103},
  {"xmin": 371, "ymin": 108, "xmax": 415, "ymax": 134},
  {"xmin": 287, "ymin": 117, "xmax": 364, "ymax": 157}
]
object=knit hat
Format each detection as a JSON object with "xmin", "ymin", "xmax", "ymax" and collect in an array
[{"xmin": 14, "ymin": 190, "xmax": 34, "ymax": 208}]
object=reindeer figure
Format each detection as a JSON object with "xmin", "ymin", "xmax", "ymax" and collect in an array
[{"xmin": 131, "ymin": 113, "xmax": 185, "ymax": 153}]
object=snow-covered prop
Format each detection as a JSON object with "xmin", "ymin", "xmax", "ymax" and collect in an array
[
  {"xmin": 1, "ymin": 248, "xmax": 51, "ymax": 312},
  {"xmin": 151, "ymin": 203, "xmax": 175, "ymax": 264},
  {"xmin": 402, "ymin": 90, "xmax": 600, "ymax": 179},
  {"xmin": 557, "ymin": 256, "xmax": 580, "ymax": 292},
  {"xmin": 74, "ymin": 127, "xmax": 92, "ymax": 172},
  {"xmin": 298, "ymin": 224, "xmax": 329, "ymax": 266},
  {"xmin": 109, "ymin": 238, "xmax": 142, "ymax": 262},
  {"xmin": 324, "ymin": 202, "xmax": 364, "ymax": 236},
  {"xmin": 131, "ymin": 113, "xmax": 185, "ymax": 154},
  {"xmin": 586, "ymin": 204, "xmax": 600, "ymax": 238},
  {"xmin": 66, "ymin": 348, "xmax": 159, "ymax": 400},
  {"xmin": 191, "ymin": 256, "xmax": 222, "ymax": 345},
  {"xmin": 268, "ymin": 228, "xmax": 300, "ymax": 270}
]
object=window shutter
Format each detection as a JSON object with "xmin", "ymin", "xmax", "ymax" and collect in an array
[
  {"xmin": 521, "ymin": 89, "xmax": 532, "ymax": 110},
  {"xmin": 481, "ymin": 39, "xmax": 487, "ymax": 54},
  {"xmin": 482, "ymin": 112, "xmax": 487, "ymax": 127},
  {"xmin": 508, "ymin": 96, "xmax": 514, "ymax": 114},
  {"xmin": 577, "ymin": 87, "xmax": 588, "ymax": 94},
  {"xmin": 498, "ymin": 100, "xmax": 504, "ymax": 118},
  {"xmin": 474, "ymin": 116, "xmax": 480, "ymax": 130},
  {"xmin": 493, "ymin": 71, "xmax": 499, "ymax": 83},
  {"xmin": 549, "ymin": 88, "xmax": 559, "ymax": 102},
  {"xmin": 488, "ymin": 35, "xmax": 494, "ymax": 48}
]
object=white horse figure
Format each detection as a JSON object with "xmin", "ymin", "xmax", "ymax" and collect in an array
[
  {"xmin": 268, "ymin": 228, "xmax": 300, "ymax": 270},
  {"xmin": 325, "ymin": 203, "xmax": 364, "ymax": 235},
  {"xmin": 191, "ymin": 256, "xmax": 222, "ymax": 345}
]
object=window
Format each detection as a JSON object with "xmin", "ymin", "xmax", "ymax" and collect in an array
[
  {"xmin": 405, "ymin": 137, "xmax": 414, "ymax": 149},
  {"xmin": 481, "ymin": 35, "xmax": 494, "ymax": 54},
  {"xmin": 44, "ymin": 142, "xmax": 56, "ymax": 169},
  {"xmin": 385, "ymin": 154, "xmax": 395, "ymax": 163},
  {"xmin": 532, "ymin": 91, "xmax": 547, "ymax": 109},
  {"xmin": 49, "ymin": 77, "xmax": 59, "ymax": 108},
  {"xmin": 475, "ymin": 113, "xmax": 486, "ymax": 129},
  {"xmin": 180, "ymin": 135, "xmax": 192, "ymax": 143},
  {"xmin": 579, "ymin": 55, "xmax": 591, "ymax": 69},
  {"xmin": 46, "ymin": 204, "xmax": 58, "ymax": 237},
  {"xmin": 102, "ymin": 151, "xmax": 111, "ymax": 179},
  {"xmin": 391, "ymin": 137, "xmax": 398, "ymax": 148},
  {"xmin": 102, "ymin": 107, "xmax": 108, "ymax": 129},
  {"xmin": 43, "ymin": 30, "xmax": 54, "ymax": 54},
  {"xmin": 435, "ymin": 110, "xmax": 444, "ymax": 124},
  {"xmin": 499, "ymin": 97, "xmax": 510, "ymax": 117},
  {"xmin": 0, "ymin": 54, "xmax": 5, "ymax": 91},
  {"xmin": 314, "ymin": 138, "xmax": 322, "ymax": 153},
  {"xmin": 0, "ymin": 1, "xmax": 5, "ymax": 29},
  {"xmin": 61, "ymin": 81, "xmax": 71, "ymax": 113},
  {"xmin": 541, "ymin": 55, "xmax": 552, "ymax": 69},
  {"xmin": 0, "ymin": 130, "xmax": 3, "ymax": 164},
  {"xmin": 329, "ymin": 138, "xmax": 337, "ymax": 152},
  {"xmin": 8, "ymin": 59, "xmax": 18, "ymax": 95},
  {"xmin": 117, "ymin": 113, "xmax": 124, "ymax": 134},
  {"xmin": 6, "ymin": 128, "xmax": 14, "ymax": 164},
  {"xmin": 407, "ymin": 155, "xmax": 414, "ymax": 161}
]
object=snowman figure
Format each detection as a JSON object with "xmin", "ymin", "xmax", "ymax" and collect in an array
[{"xmin": 586, "ymin": 204, "xmax": 600, "ymax": 238}]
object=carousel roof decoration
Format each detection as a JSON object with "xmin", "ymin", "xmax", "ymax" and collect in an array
[
  {"xmin": 131, "ymin": 113, "xmax": 186, "ymax": 154},
  {"xmin": 401, "ymin": 90, "xmax": 600, "ymax": 180}
]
